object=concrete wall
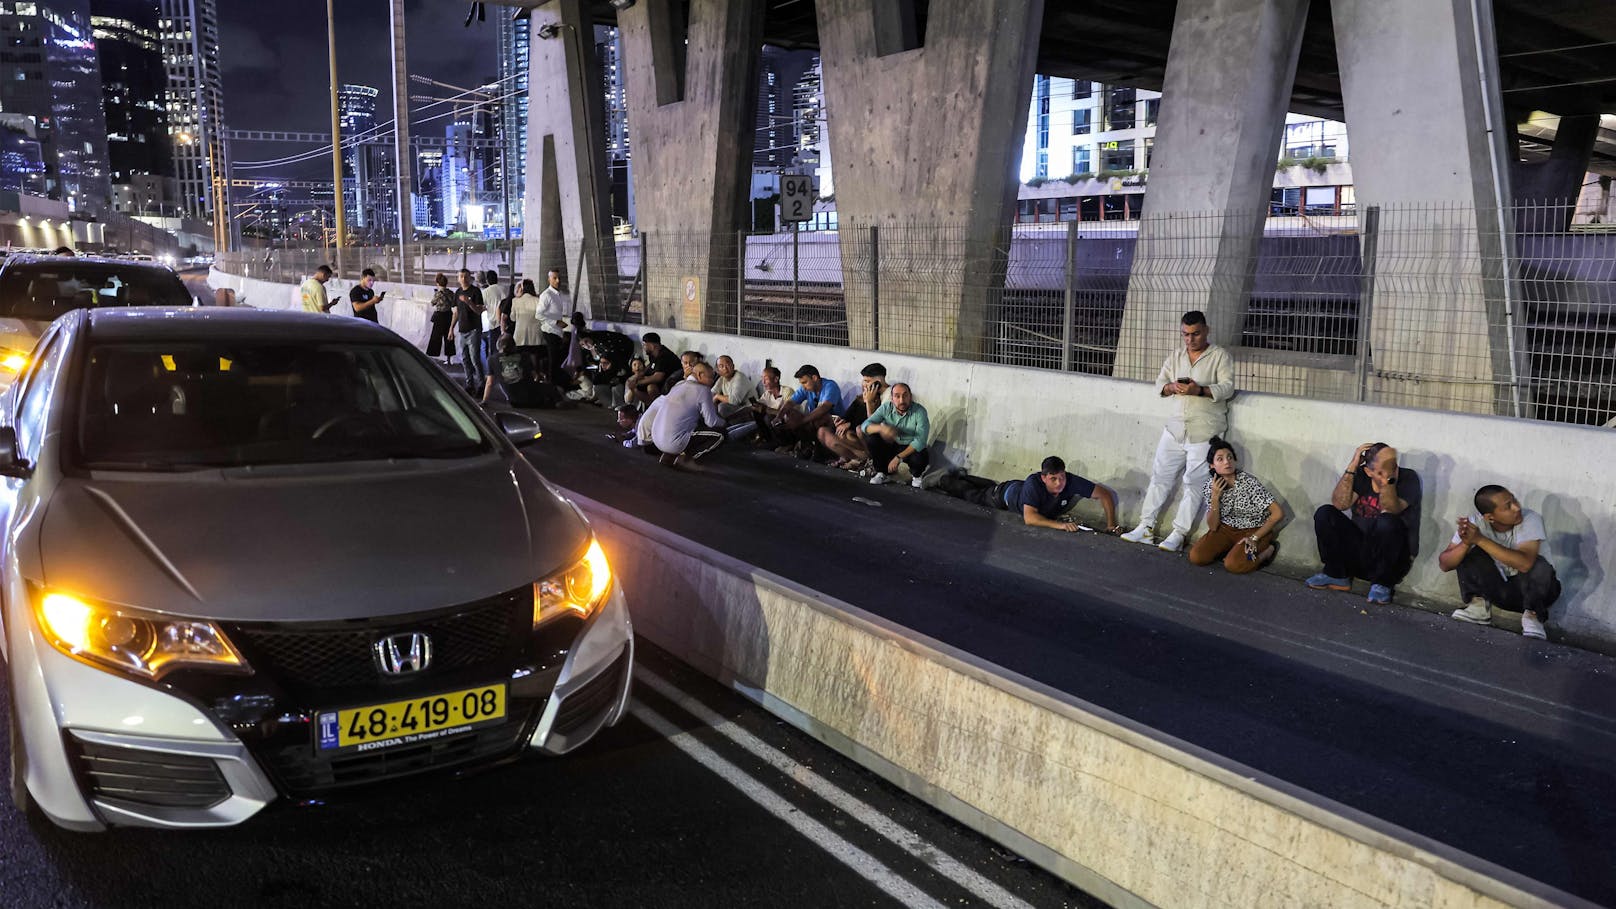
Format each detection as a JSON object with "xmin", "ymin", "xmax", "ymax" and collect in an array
[{"xmin": 581, "ymin": 493, "xmax": 1582, "ymax": 908}]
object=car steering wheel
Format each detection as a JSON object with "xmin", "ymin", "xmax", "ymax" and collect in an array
[{"xmin": 310, "ymin": 412, "xmax": 380, "ymax": 440}]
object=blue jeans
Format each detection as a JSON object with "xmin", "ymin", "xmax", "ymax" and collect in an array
[
  {"xmin": 458, "ymin": 329, "xmax": 484, "ymax": 388},
  {"xmin": 481, "ymin": 330, "xmax": 500, "ymax": 380}
]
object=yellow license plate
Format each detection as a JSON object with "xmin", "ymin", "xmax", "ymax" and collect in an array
[{"xmin": 316, "ymin": 684, "xmax": 507, "ymax": 754}]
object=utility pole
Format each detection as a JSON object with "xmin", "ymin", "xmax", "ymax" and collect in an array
[{"xmin": 326, "ymin": 0, "xmax": 346, "ymax": 277}]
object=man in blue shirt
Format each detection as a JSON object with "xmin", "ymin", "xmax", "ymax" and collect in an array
[
  {"xmin": 927, "ymin": 456, "xmax": 1120, "ymax": 534},
  {"xmin": 775, "ymin": 364, "xmax": 844, "ymax": 457}
]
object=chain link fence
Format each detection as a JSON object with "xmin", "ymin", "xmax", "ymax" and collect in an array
[{"xmin": 218, "ymin": 239, "xmax": 517, "ymax": 287}]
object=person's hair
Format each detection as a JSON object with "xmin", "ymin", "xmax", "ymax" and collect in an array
[
  {"xmin": 484, "ymin": 270, "xmax": 498, "ymax": 284},
  {"xmin": 891, "ymin": 381, "xmax": 911, "ymax": 395},
  {"xmin": 794, "ymin": 364, "xmax": 820, "ymax": 380},
  {"xmin": 1040, "ymin": 455, "xmax": 1066, "ymax": 475},
  {"xmin": 1474, "ymin": 484, "xmax": 1508, "ymax": 515},
  {"xmin": 762, "ymin": 365, "xmax": 781, "ymax": 380},
  {"xmin": 519, "ymin": 278, "xmax": 537, "ymax": 296},
  {"xmin": 497, "ymin": 334, "xmax": 515, "ymax": 355},
  {"xmin": 548, "ymin": 267, "xmax": 561, "ymax": 276},
  {"xmin": 630, "ymin": 356, "xmax": 645, "ymax": 371},
  {"xmin": 1360, "ymin": 441, "xmax": 1389, "ymax": 469},
  {"xmin": 314, "ymin": 265, "xmax": 332, "ymax": 277},
  {"xmin": 459, "ymin": 268, "xmax": 472, "ymax": 276},
  {"xmin": 570, "ymin": 312, "xmax": 586, "ymax": 328},
  {"xmin": 1205, "ymin": 435, "xmax": 1237, "ymax": 465},
  {"xmin": 643, "ymin": 331, "xmax": 662, "ymax": 345},
  {"xmin": 434, "ymin": 273, "xmax": 448, "ymax": 287},
  {"xmin": 360, "ymin": 268, "xmax": 376, "ymax": 278},
  {"xmin": 860, "ymin": 362, "xmax": 887, "ymax": 379},
  {"xmin": 1182, "ymin": 310, "xmax": 1207, "ymax": 327},
  {"xmin": 717, "ymin": 354, "xmax": 733, "ymax": 366},
  {"xmin": 52, "ymin": 246, "xmax": 74, "ymax": 256},
  {"xmin": 692, "ymin": 362, "xmax": 715, "ymax": 380},
  {"xmin": 681, "ymin": 350, "xmax": 704, "ymax": 362}
]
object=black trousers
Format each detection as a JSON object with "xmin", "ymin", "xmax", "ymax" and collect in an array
[
  {"xmin": 1313, "ymin": 505, "xmax": 1412, "ymax": 587},
  {"xmin": 1455, "ymin": 546, "xmax": 1562, "ymax": 617},
  {"xmin": 426, "ymin": 310, "xmax": 454, "ymax": 357},
  {"xmin": 865, "ymin": 437, "xmax": 930, "ymax": 477},
  {"xmin": 935, "ymin": 473, "xmax": 1013, "ymax": 511}
]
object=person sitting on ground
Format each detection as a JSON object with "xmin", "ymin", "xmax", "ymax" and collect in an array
[
  {"xmin": 571, "ymin": 328, "xmax": 634, "ymax": 406},
  {"xmin": 820, "ymin": 363, "xmax": 887, "ymax": 470},
  {"xmin": 776, "ymin": 364, "xmax": 844, "ymax": 457},
  {"xmin": 930, "ymin": 456, "xmax": 1120, "ymax": 533},
  {"xmin": 1439, "ymin": 485, "xmax": 1560, "ymax": 640},
  {"xmin": 678, "ymin": 350, "xmax": 707, "ymax": 380},
  {"xmin": 1187, "ymin": 436, "xmax": 1282, "ymax": 573},
  {"xmin": 749, "ymin": 366, "xmax": 798, "ymax": 447},
  {"xmin": 633, "ymin": 362, "xmax": 726, "ymax": 469},
  {"xmin": 1307, "ymin": 441, "xmax": 1423, "ymax": 605},
  {"xmin": 860, "ymin": 382, "xmax": 931, "ymax": 487},
  {"xmin": 625, "ymin": 332, "xmax": 682, "ymax": 408},
  {"xmin": 480, "ymin": 334, "xmax": 529, "ymax": 407},
  {"xmin": 711, "ymin": 355, "xmax": 757, "ymax": 425}
]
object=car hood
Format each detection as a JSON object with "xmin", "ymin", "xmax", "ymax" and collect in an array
[{"xmin": 38, "ymin": 455, "xmax": 590, "ymax": 621}]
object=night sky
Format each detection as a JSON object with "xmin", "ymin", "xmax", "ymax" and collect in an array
[{"xmin": 219, "ymin": 0, "xmax": 498, "ymax": 181}]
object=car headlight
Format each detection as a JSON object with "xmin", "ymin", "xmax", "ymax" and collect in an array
[
  {"xmin": 0, "ymin": 348, "xmax": 28, "ymax": 372},
  {"xmin": 34, "ymin": 591, "xmax": 250, "ymax": 680},
  {"xmin": 533, "ymin": 538, "xmax": 613, "ymax": 627}
]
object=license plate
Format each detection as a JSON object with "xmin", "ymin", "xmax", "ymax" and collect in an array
[{"xmin": 315, "ymin": 684, "xmax": 507, "ymax": 755}]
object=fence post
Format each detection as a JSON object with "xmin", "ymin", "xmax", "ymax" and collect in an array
[
  {"xmin": 736, "ymin": 230, "xmax": 746, "ymax": 336},
  {"xmin": 870, "ymin": 225, "xmax": 881, "ymax": 351},
  {"xmin": 792, "ymin": 221, "xmax": 801, "ymax": 343},
  {"xmin": 1355, "ymin": 205, "xmax": 1381, "ymax": 403},
  {"xmin": 1062, "ymin": 220, "xmax": 1077, "ymax": 372}
]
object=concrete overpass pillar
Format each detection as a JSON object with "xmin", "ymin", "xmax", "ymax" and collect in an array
[
  {"xmin": 1113, "ymin": 0, "xmax": 1311, "ymax": 381},
  {"xmin": 522, "ymin": 0, "xmax": 618, "ymax": 316},
  {"xmin": 1333, "ymin": 0, "xmax": 1521, "ymax": 415},
  {"xmin": 617, "ymin": 0, "xmax": 762, "ymax": 331},
  {"xmin": 815, "ymin": 0, "xmax": 1045, "ymax": 358}
]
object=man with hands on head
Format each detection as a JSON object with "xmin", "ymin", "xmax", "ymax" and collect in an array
[
  {"xmin": 1307, "ymin": 442, "xmax": 1423, "ymax": 604},
  {"xmin": 1439, "ymin": 485, "xmax": 1560, "ymax": 640}
]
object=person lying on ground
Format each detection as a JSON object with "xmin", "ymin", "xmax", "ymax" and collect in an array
[
  {"xmin": 1439, "ymin": 484, "xmax": 1560, "ymax": 640},
  {"xmin": 860, "ymin": 382, "xmax": 931, "ymax": 487},
  {"xmin": 1307, "ymin": 441, "xmax": 1422, "ymax": 605},
  {"xmin": 821, "ymin": 362, "xmax": 887, "ymax": 470},
  {"xmin": 1187, "ymin": 436, "xmax": 1282, "ymax": 573},
  {"xmin": 632, "ymin": 362, "xmax": 726, "ymax": 469},
  {"xmin": 776, "ymin": 364, "xmax": 844, "ymax": 457},
  {"xmin": 929, "ymin": 456, "xmax": 1120, "ymax": 533}
]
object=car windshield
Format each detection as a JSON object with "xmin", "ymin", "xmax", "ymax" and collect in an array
[
  {"xmin": 0, "ymin": 263, "xmax": 191, "ymax": 321},
  {"xmin": 75, "ymin": 341, "xmax": 490, "ymax": 470}
]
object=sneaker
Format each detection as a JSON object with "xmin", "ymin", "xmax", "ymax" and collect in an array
[
  {"xmin": 1120, "ymin": 525, "xmax": 1155, "ymax": 545},
  {"xmin": 621, "ymin": 438, "xmax": 637, "ymax": 450},
  {"xmin": 1520, "ymin": 612, "xmax": 1547, "ymax": 640},
  {"xmin": 1366, "ymin": 584, "xmax": 1393, "ymax": 605},
  {"xmin": 1305, "ymin": 573, "xmax": 1352, "ymax": 592},
  {"xmin": 869, "ymin": 472, "xmax": 888, "ymax": 486},
  {"xmin": 910, "ymin": 476, "xmax": 924, "ymax": 489},
  {"xmin": 1157, "ymin": 530, "xmax": 1186, "ymax": 553},
  {"xmin": 1450, "ymin": 600, "xmax": 1493, "ymax": 625}
]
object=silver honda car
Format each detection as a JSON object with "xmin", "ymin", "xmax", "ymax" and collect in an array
[{"xmin": 0, "ymin": 307, "xmax": 633, "ymax": 831}]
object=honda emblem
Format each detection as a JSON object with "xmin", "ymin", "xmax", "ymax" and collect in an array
[{"xmin": 373, "ymin": 632, "xmax": 432, "ymax": 675}]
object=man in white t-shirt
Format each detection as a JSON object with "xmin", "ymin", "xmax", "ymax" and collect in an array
[{"xmin": 1438, "ymin": 484, "xmax": 1561, "ymax": 640}]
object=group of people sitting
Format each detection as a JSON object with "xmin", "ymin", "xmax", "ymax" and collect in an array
[{"xmin": 590, "ymin": 308, "xmax": 1564, "ymax": 643}]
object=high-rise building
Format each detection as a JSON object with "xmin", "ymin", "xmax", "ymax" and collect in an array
[
  {"xmin": 338, "ymin": 83, "xmax": 378, "ymax": 228},
  {"xmin": 596, "ymin": 25, "xmax": 632, "ymax": 228},
  {"xmin": 0, "ymin": 1, "xmax": 113, "ymax": 210},
  {"xmin": 160, "ymin": 0, "xmax": 228, "ymax": 224},
  {"xmin": 92, "ymin": 0, "xmax": 175, "ymax": 215},
  {"xmin": 0, "ymin": 115, "xmax": 47, "ymax": 196},
  {"xmin": 792, "ymin": 55, "xmax": 824, "ymax": 174},
  {"xmin": 497, "ymin": 12, "xmax": 528, "ymax": 231},
  {"xmin": 415, "ymin": 147, "xmax": 444, "ymax": 235}
]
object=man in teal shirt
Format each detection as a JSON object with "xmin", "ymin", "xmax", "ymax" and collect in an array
[{"xmin": 861, "ymin": 382, "xmax": 930, "ymax": 486}]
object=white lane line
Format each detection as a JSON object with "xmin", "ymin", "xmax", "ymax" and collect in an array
[
  {"xmin": 637, "ymin": 667, "xmax": 1037, "ymax": 909},
  {"xmin": 631, "ymin": 700, "xmax": 948, "ymax": 909}
]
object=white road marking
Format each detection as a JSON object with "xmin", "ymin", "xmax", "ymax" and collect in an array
[
  {"xmin": 630, "ymin": 700, "xmax": 948, "ymax": 909},
  {"xmin": 637, "ymin": 667, "xmax": 1037, "ymax": 909}
]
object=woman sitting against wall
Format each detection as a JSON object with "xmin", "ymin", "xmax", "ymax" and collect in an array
[{"xmin": 1188, "ymin": 436, "xmax": 1283, "ymax": 573}]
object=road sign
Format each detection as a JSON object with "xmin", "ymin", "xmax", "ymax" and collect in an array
[{"xmin": 780, "ymin": 175, "xmax": 815, "ymax": 222}]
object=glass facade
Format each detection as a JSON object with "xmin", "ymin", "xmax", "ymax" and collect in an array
[{"xmin": 0, "ymin": 0, "xmax": 111, "ymax": 208}]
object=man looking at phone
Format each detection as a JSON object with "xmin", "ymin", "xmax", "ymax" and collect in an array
[
  {"xmin": 1306, "ymin": 442, "xmax": 1422, "ymax": 604},
  {"xmin": 1439, "ymin": 485, "xmax": 1560, "ymax": 640},
  {"xmin": 1120, "ymin": 310, "xmax": 1236, "ymax": 552},
  {"xmin": 349, "ymin": 268, "xmax": 384, "ymax": 323}
]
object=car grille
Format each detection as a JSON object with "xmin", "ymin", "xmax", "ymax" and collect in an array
[
  {"xmin": 552, "ymin": 650, "xmax": 629, "ymax": 736},
  {"xmin": 260, "ymin": 701, "xmax": 541, "ymax": 797},
  {"xmin": 227, "ymin": 589, "xmax": 530, "ymax": 691},
  {"xmin": 68, "ymin": 736, "xmax": 231, "ymax": 810}
]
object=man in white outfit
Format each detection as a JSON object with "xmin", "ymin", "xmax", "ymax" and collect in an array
[
  {"xmin": 1120, "ymin": 310, "xmax": 1237, "ymax": 552},
  {"xmin": 634, "ymin": 362, "xmax": 725, "ymax": 468},
  {"xmin": 536, "ymin": 268, "xmax": 573, "ymax": 382}
]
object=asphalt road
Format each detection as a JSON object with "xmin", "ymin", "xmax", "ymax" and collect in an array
[
  {"xmin": 0, "ymin": 643, "xmax": 1090, "ymax": 909},
  {"xmin": 526, "ymin": 406, "xmax": 1616, "ymax": 906}
]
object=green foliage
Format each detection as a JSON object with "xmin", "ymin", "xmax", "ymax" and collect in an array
[
  {"xmin": 1277, "ymin": 156, "xmax": 1339, "ymax": 174},
  {"xmin": 1064, "ymin": 172, "xmax": 1096, "ymax": 184},
  {"xmin": 1025, "ymin": 176, "xmax": 1048, "ymax": 188}
]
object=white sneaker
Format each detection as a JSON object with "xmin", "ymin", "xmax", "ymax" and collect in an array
[
  {"xmin": 910, "ymin": 476, "xmax": 924, "ymax": 489},
  {"xmin": 1520, "ymin": 612, "xmax": 1547, "ymax": 640},
  {"xmin": 1120, "ymin": 525, "xmax": 1155, "ymax": 545},
  {"xmin": 1450, "ymin": 600, "xmax": 1493, "ymax": 625},
  {"xmin": 869, "ymin": 473, "xmax": 888, "ymax": 486},
  {"xmin": 1157, "ymin": 530, "xmax": 1187, "ymax": 553}
]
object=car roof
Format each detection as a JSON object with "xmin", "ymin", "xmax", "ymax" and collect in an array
[
  {"xmin": 0, "ymin": 253, "xmax": 178, "ymax": 274},
  {"xmin": 83, "ymin": 307, "xmax": 402, "ymax": 343}
]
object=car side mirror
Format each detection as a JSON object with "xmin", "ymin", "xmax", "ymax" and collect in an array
[
  {"xmin": 0, "ymin": 426, "xmax": 31, "ymax": 479},
  {"xmin": 494, "ymin": 411, "xmax": 542, "ymax": 448}
]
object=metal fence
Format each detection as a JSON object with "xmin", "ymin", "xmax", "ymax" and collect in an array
[
  {"xmin": 218, "ymin": 202, "xmax": 1616, "ymax": 428},
  {"xmin": 218, "ymin": 239, "xmax": 516, "ymax": 287}
]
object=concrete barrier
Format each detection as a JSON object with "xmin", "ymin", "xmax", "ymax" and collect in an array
[
  {"xmin": 207, "ymin": 268, "xmax": 1615, "ymax": 649},
  {"xmin": 575, "ymin": 490, "xmax": 1591, "ymax": 909}
]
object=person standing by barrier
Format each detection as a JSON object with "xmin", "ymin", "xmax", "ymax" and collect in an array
[
  {"xmin": 1187, "ymin": 437, "xmax": 1281, "ymax": 573},
  {"xmin": 929, "ymin": 456, "xmax": 1120, "ymax": 533},
  {"xmin": 426, "ymin": 274, "xmax": 456, "ymax": 366},
  {"xmin": 450, "ymin": 269, "xmax": 486, "ymax": 394},
  {"xmin": 1440, "ymin": 485, "xmax": 1560, "ymax": 640},
  {"xmin": 299, "ymin": 265, "xmax": 334, "ymax": 314},
  {"xmin": 861, "ymin": 382, "xmax": 931, "ymax": 486},
  {"xmin": 479, "ymin": 270, "xmax": 506, "ymax": 376},
  {"xmin": 1121, "ymin": 310, "xmax": 1237, "ymax": 552},
  {"xmin": 537, "ymin": 268, "xmax": 572, "ymax": 382},
  {"xmin": 1307, "ymin": 442, "xmax": 1423, "ymax": 604},
  {"xmin": 349, "ymin": 268, "xmax": 384, "ymax": 323}
]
